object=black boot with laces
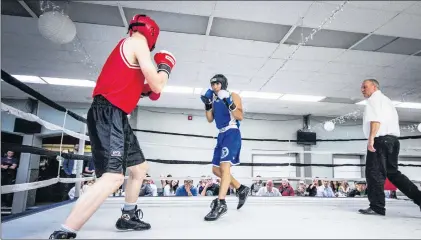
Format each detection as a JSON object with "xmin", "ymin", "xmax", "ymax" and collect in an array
[
  {"xmin": 115, "ymin": 205, "xmax": 151, "ymax": 231},
  {"xmin": 204, "ymin": 198, "xmax": 227, "ymax": 221}
]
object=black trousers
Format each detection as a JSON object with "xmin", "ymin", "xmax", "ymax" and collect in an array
[{"xmin": 365, "ymin": 135, "xmax": 421, "ymax": 214}]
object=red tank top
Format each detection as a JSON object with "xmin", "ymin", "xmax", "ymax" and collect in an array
[{"xmin": 92, "ymin": 38, "xmax": 144, "ymax": 114}]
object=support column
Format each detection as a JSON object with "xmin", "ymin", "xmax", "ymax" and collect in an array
[
  {"xmin": 11, "ymin": 134, "xmax": 42, "ymax": 214},
  {"xmin": 74, "ymin": 119, "xmax": 87, "ymax": 198}
]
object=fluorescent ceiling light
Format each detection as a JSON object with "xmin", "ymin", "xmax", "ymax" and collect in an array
[
  {"xmin": 12, "ymin": 75, "xmax": 46, "ymax": 84},
  {"xmin": 42, "ymin": 77, "xmax": 96, "ymax": 87},
  {"xmin": 240, "ymin": 91, "xmax": 282, "ymax": 99},
  {"xmin": 280, "ymin": 94, "xmax": 325, "ymax": 102},
  {"xmin": 396, "ymin": 102, "xmax": 421, "ymax": 109},
  {"xmin": 162, "ymin": 86, "xmax": 194, "ymax": 94},
  {"xmin": 193, "ymin": 88, "xmax": 204, "ymax": 95}
]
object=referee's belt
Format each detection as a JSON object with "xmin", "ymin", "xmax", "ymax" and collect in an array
[{"xmin": 219, "ymin": 125, "xmax": 238, "ymax": 133}]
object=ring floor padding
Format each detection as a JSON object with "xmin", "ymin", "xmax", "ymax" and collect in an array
[{"xmin": 2, "ymin": 197, "xmax": 421, "ymax": 239}]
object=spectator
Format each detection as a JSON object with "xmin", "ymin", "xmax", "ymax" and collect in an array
[
  {"xmin": 139, "ymin": 178, "xmax": 154, "ymax": 197},
  {"xmin": 279, "ymin": 179, "xmax": 295, "ymax": 196},
  {"xmin": 163, "ymin": 180, "xmax": 179, "ymax": 196},
  {"xmin": 200, "ymin": 176, "xmax": 220, "ymax": 196},
  {"xmin": 348, "ymin": 182, "xmax": 367, "ymax": 197},
  {"xmin": 83, "ymin": 159, "xmax": 95, "ymax": 176},
  {"xmin": 197, "ymin": 175, "xmax": 207, "ymax": 190},
  {"xmin": 296, "ymin": 180, "xmax": 307, "ymax": 196},
  {"xmin": 306, "ymin": 179, "xmax": 318, "ymax": 197},
  {"xmin": 338, "ymin": 181, "xmax": 350, "ymax": 197},
  {"xmin": 176, "ymin": 179, "xmax": 198, "ymax": 196},
  {"xmin": 146, "ymin": 174, "xmax": 158, "ymax": 196},
  {"xmin": 251, "ymin": 175, "xmax": 263, "ymax": 196},
  {"xmin": 1, "ymin": 150, "xmax": 18, "ymax": 206},
  {"xmin": 256, "ymin": 180, "xmax": 281, "ymax": 197},
  {"xmin": 161, "ymin": 174, "xmax": 173, "ymax": 189}
]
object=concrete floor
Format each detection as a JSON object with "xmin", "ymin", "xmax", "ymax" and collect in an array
[{"xmin": 2, "ymin": 197, "xmax": 421, "ymax": 239}]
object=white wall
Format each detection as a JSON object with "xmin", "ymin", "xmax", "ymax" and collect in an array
[
  {"xmin": 2, "ymin": 98, "xmax": 420, "ymax": 186},
  {"xmin": 135, "ymin": 108, "xmax": 421, "ymax": 186}
]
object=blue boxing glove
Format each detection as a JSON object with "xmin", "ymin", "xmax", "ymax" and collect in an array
[
  {"xmin": 200, "ymin": 89, "xmax": 214, "ymax": 111},
  {"xmin": 217, "ymin": 90, "xmax": 237, "ymax": 111}
]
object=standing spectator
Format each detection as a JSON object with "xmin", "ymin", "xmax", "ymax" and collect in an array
[
  {"xmin": 176, "ymin": 179, "xmax": 198, "ymax": 196},
  {"xmin": 256, "ymin": 180, "xmax": 281, "ymax": 197},
  {"xmin": 1, "ymin": 151, "xmax": 18, "ymax": 206},
  {"xmin": 279, "ymin": 179, "xmax": 295, "ymax": 196}
]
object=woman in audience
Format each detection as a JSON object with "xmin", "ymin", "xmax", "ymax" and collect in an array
[
  {"xmin": 161, "ymin": 174, "xmax": 173, "ymax": 189},
  {"xmin": 338, "ymin": 181, "xmax": 350, "ymax": 197},
  {"xmin": 163, "ymin": 180, "xmax": 179, "ymax": 196}
]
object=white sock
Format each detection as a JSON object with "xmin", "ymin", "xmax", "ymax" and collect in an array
[
  {"xmin": 60, "ymin": 224, "xmax": 77, "ymax": 234},
  {"xmin": 123, "ymin": 202, "xmax": 137, "ymax": 211}
]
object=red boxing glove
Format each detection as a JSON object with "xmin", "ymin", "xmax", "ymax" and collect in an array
[
  {"xmin": 141, "ymin": 83, "xmax": 161, "ymax": 101},
  {"xmin": 154, "ymin": 50, "xmax": 176, "ymax": 77}
]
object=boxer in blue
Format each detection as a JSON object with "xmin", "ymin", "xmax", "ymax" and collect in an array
[{"xmin": 200, "ymin": 74, "xmax": 250, "ymax": 221}]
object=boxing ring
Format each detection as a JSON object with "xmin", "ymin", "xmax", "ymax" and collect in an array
[{"xmin": 2, "ymin": 197, "xmax": 421, "ymax": 239}]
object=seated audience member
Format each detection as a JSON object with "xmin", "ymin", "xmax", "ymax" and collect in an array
[
  {"xmin": 197, "ymin": 175, "xmax": 207, "ymax": 190},
  {"xmin": 316, "ymin": 180, "xmax": 335, "ymax": 197},
  {"xmin": 161, "ymin": 174, "xmax": 173, "ymax": 189},
  {"xmin": 200, "ymin": 176, "xmax": 220, "ymax": 196},
  {"xmin": 279, "ymin": 178, "xmax": 295, "ymax": 196},
  {"xmin": 257, "ymin": 180, "xmax": 281, "ymax": 197},
  {"xmin": 348, "ymin": 181, "xmax": 367, "ymax": 197},
  {"xmin": 164, "ymin": 180, "xmax": 179, "ymax": 196},
  {"xmin": 251, "ymin": 175, "xmax": 263, "ymax": 196},
  {"xmin": 338, "ymin": 181, "xmax": 350, "ymax": 197},
  {"xmin": 176, "ymin": 179, "xmax": 198, "ymax": 196},
  {"xmin": 147, "ymin": 175, "xmax": 158, "ymax": 197},
  {"xmin": 139, "ymin": 178, "xmax": 154, "ymax": 197},
  {"xmin": 306, "ymin": 179, "xmax": 318, "ymax": 197},
  {"xmin": 296, "ymin": 180, "xmax": 307, "ymax": 196}
]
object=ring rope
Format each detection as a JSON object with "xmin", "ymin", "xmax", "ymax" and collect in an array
[{"xmin": 1, "ymin": 103, "xmax": 89, "ymax": 141}]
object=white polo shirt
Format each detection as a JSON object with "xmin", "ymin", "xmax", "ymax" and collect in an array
[{"xmin": 362, "ymin": 90, "xmax": 400, "ymax": 138}]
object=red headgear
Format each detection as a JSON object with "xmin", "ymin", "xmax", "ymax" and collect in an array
[{"xmin": 128, "ymin": 14, "xmax": 159, "ymax": 51}]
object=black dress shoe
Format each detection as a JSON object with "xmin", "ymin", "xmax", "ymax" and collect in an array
[{"xmin": 358, "ymin": 207, "xmax": 385, "ymax": 216}]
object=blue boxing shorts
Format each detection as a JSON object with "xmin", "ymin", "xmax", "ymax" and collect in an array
[{"xmin": 212, "ymin": 128, "xmax": 242, "ymax": 167}]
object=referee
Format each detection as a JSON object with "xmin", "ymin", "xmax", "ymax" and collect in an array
[{"xmin": 359, "ymin": 79, "xmax": 421, "ymax": 216}]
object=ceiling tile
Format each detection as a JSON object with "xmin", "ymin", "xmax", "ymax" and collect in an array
[
  {"xmin": 372, "ymin": 66, "xmax": 421, "ymax": 81},
  {"xmin": 117, "ymin": 1, "xmax": 215, "ymax": 16},
  {"xmin": 310, "ymin": 72, "xmax": 366, "ymax": 85},
  {"xmin": 346, "ymin": 1, "xmax": 417, "ymax": 12},
  {"xmin": 124, "ymin": 8, "xmax": 208, "ymax": 35},
  {"xmin": 213, "ymin": 1, "xmax": 313, "ymax": 25},
  {"xmin": 394, "ymin": 56, "xmax": 421, "ymax": 70},
  {"xmin": 318, "ymin": 5, "xmax": 397, "ymax": 34},
  {"xmin": 205, "ymin": 37, "xmax": 278, "ymax": 58},
  {"xmin": 1, "ymin": 0, "xmax": 32, "ymax": 17},
  {"xmin": 320, "ymin": 62, "xmax": 382, "ymax": 76},
  {"xmin": 291, "ymin": 46, "xmax": 345, "ymax": 61},
  {"xmin": 281, "ymin": 60, "xmax": 326, "ymax": 72},
  {"xmin": 67, "ymin": 2, "xmax": 124, "ymax": 27},
  {"xmin": 335, "ymin": 50, "xmax": 407, "ymax": 67},
  {"xmin": 376, "ymin": 37, "xmax": 421, "ymax": 55},
  {"xmin": 416, "ymin": 52, "xmax": 421, "ymax": 56},
  {"xmin": 271, "ymin": 70, "xmax": 314, "ymax": 82},
  {"xmin": 352, "ymin": 34, "xmax": 398, "ymax": 51},
  {"xmin": 404, "ymin": 2, "xmax": 421, "ymax": 16},
  {"xmin": 210, "ymin": 17, "xmax": 291, "ymax": 43},
  {"xmin": 270, "ymin": 44, "xmax": 297, "ymax": 59},
  {"xmin": 285, "ymin": 27, "xmax": 367, "ymax": 49},
  {"xmin": 374, "ymin": 13, "xmax": 421, "ymax": 39},
  {"xmin": 253, "ymin": 59, "xmax": 286, "ymax": 79},
  {"xmin": 156, "ymin": 32, "xmax": 207, "ymax": 51}
]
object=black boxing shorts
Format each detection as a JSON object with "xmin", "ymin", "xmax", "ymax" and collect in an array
[{"xmin": 86, "ymin": 95, "xmax": 145, "ymax": 178}]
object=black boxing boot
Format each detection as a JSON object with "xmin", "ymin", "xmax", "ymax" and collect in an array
[
  {"xmin": 204, "ymin": 198, "xmax": 227, "ymax": 221},
  {"xmin": 115, "ymin": 205, "xmax": 151, "ymax": 231},
  {"xmin": 49, "ymin": 231, "xmax": 76, "ymax": 239},
  {"xmin": 236, "ymin": 185, "xmax": 250, "ymax": 210}
]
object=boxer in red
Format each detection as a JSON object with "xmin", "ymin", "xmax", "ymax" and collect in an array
[{"xmin": 49, "ymin": 14, "xmax": 176, "ymax": 239}]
